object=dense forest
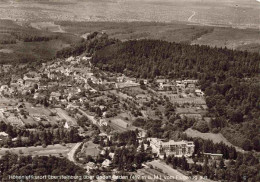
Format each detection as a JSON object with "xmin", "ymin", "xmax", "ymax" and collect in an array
[
  {"xmin": 91, "ymin": 39, "xmax": 260, "ymax": 151},
  {"xmin": 0, "ymin": 152, "xmax": 85, "ymax": 181}
]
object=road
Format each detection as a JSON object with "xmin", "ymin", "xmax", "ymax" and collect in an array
[
  {"xmin": 147, "ymin": 160, "xmax": 214, "ymax": 182},
  {"xmin": 55, "ymin": 108, "xmax": 77, "ymax": 126},
  {"xmin": 188, "ymin": 11, "xmax": 196, "ymax": 22},
  {"xmin": 67, "ymin": 142, "xmax": 82, "ymax": 163},
  {"xmin": 78, "ymin": 108, "xmax": 107, "ymax": 133},
  {"xmin": 78, "ymin": 108, "xmax": 97, "ymax": 125}
]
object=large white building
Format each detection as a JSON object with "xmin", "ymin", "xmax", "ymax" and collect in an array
[{"xmin": 148, "ymin": 138, "xmax": 195, "ymax": 158}]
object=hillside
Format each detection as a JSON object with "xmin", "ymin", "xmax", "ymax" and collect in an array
[
  {"xmin": 0, "ymin": 20, "xmax": 82, "ymax": 64},
  {"xmin": 91, "ymin": 39, "xmax": 260, "ymax": 151}
]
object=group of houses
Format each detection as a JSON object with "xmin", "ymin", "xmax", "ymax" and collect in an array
[
  {"xmin": 147, "ymin": 138, "xmax": 195, "ymax": 158},
  {"xmin": 153, "ymin": 79, "xmax": 204, "ymax": 96}
]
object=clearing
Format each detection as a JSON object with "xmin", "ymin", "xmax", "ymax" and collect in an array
[{"xmin": 184, "ymin": 128, "xmax": 245, "ymax": 153}]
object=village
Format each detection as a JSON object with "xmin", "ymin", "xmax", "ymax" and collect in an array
[{"xmin": 0, "ymin": 55, "xmax": 222, "ymax": 180}]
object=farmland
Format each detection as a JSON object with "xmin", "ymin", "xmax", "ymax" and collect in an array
[{"xmin": 0, "ymin": 0, "xmax": 259, "ymax": 29}]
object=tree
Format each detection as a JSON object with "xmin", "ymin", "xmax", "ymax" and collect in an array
[
  {"xmin": 219, "ymin": 158, "xmax": 225, "ymax": 169},
  {"xmin": 242, "ymin": 140, "xmax": 252, "ymax": 151}
]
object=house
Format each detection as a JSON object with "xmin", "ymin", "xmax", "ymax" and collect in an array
[
  {"xmin": 0, "ymin": 85, "xmax": 9, "ymax": 91},
  {"xmin": 159, "ymin": 83, "xmax": 175, "ymax": 91},
  {"xmin": 117, "ymin": 75, "xmax": 125, "ymax": 83},
  {"xmin": 33, "ymin": 93, "xmax": 40, "ymax": 99},
  {"xmin": 17, "ymin": 79, "xmax": 24, "ymax": 85},
  {"xmin": 176, "ymin": 83, "xmax": 186, "ymax": 88},
  {"xmin": 156, "ymin": 79, "xmax": 169, "ymax": 84},
  {"xmin": 99, "ymin": 119, "xmax": 108, "ymax": 126},
  {"xmin": 79, "ymin": 97, "xmax": 87, "ymax": 103},
  {"xmin": 64, "ymin": 121, "xmax": 70, "ymax": 129},
  {"xmin": 203, "ymin": 153, "xmax": 223, "ymax": 160},
  {"xmin": 187, "ymin": 83, "xmax": 196, "ymax": 89},
  {"xmin": 49, "ymin": 92, "xmax": 61, "ymax": 101},
  {"xmin": 0, "ymin": 132, "xmax": 8, "ymax": 137},
  {"xmin": 180, "ymin": 113, "xmax": 202, "ymax": 120},
  {"xmin": 183, "ymin": 79, "xmax": 198, "ymax": 84},
  {"xmin": 195, "ymin": 89, "xmax": 204, "ymax": 96},
  {"xmin": 2, "ymin": 64, "xmax": 12, "ymax": 72},
  {"xmin": 66, "ymin": 56, "xmax": 75, "ymax": 62},
  {"xmin": 82, "ymin": 56, "xmax": 92, "ymax": 61},
  {"xmin": 143, "ymin": 79, "xmax": 148, "ymax": 85},
  {"xmin": 102, "ymin": 159, "xmax": 112, "ymax": 168},
  {"xmin": 100, "ymin": 150, "xmax": 106, "ymax": 155},
  {"xmin": 0, "ymin": 132, "xmax": 8, "ymax": 141},
  {"xmin": 137, "ymin": 144, "xmax": 148, "ymax": 152},
  {"xmin": 85, "ymin": 162, "xmax": 97, "ymax": 172},
  {"xmin": 16, "ymin": 103, "xmax": 24, "ymax": 110},
  {"xmin": 147, "ymin": 138, "xmax": 195, "ymax": 158}
]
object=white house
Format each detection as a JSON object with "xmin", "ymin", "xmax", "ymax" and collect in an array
[
  {"xmin": 147, "ymin": 138, "xmax": 195, "ymax": 158},
  {"xmin": 102, "ymin": 159, "xmax": 112, "ymax": 168}
]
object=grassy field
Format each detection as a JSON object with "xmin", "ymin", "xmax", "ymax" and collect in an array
[
  {"xmin": 81, "ymin": 141, "xmax": 99, "ymax": 157},
  {"xmin": 0, "ymin": 143, "xmax": 76, "ymax": 157},
  {"xmin": 184, "ymin": 128, "xmax": 245, "ymax": 153}
]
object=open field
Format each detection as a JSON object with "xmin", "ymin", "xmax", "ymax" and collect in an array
[
  {"xmin": 184, "ymin": 128, "xmax": 245, "ymax": 153},
  {"xmin": 80, "ymin": 141, "xmax": 99, "ymax": 158},
  {"xmin": 0, "ymin": 143, "xmax": 77, "ymax": 157},
  {"xmin": 0, "ymin": 0, "xmax": 259, "ymax": 29}
]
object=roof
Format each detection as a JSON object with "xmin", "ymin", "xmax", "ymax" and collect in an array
[
  {"xmin": 0, "ymin": 132, "xmax": 8, "ymax": 137},
  {"xmin": 102, "ymin": 159, "xmax": 111, "ymax": 166},
  {"xmin": 204, "ymin": 153, "xmax": 223, "ymax": 156},
  {"xmin": 50, "ymin": 92, "xmax": 61, "ymax": 97}
]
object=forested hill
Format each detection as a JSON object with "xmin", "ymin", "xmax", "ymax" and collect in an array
[
  {"xmin": 92, "ymin": 40, "xmax": 259, "ymax": 79},
  {"xmin": 92, "ymin": 39, "xmax": 260, "ymax": 151}
]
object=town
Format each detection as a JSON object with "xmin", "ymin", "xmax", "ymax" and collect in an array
[{"xmin": 0, "ymin": 51, "xmax": 230, "ymax": 181}]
